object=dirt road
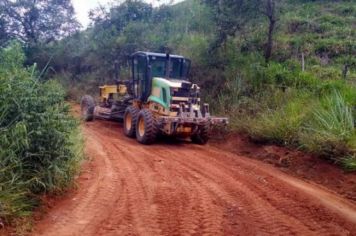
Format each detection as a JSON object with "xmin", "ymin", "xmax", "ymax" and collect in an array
[{"xmin": 32, "ymin": 120, "xmax": 356, "ymax": 236}]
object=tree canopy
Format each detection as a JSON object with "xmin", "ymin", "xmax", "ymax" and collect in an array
[{"xmin": 0, "ymin": 0, "xmax": 79, "ymax": 46}]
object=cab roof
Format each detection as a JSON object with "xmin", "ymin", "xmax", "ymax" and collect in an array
[{"xmin": 131, "ymin": 51, "xmax": 185, "ymax": 59}]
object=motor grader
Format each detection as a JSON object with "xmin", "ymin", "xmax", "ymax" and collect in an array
[{"xmin": 81, "ymin": 51, "xmax": 228, "ymax": 145}]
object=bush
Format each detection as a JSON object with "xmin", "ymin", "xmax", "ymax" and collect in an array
[
  {"xmin": 299, "ymin": 91, "xmax": 355, "ymax": 159},
  {"xmin": 55, "ymin": 73, "xmax": 101, "ymax": 101},
  {"xmin": 0, "ymin": 43, "xmax": 83, "ymax": 224}
]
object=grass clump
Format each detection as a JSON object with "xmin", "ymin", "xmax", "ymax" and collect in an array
[
  {"xmin": 342, "ymin": 156, "xmax": 356, "ymax": 172},
  {"xmin": 0, "ymin": 43, "xmax": 84, "ymax": 225},
  {"xmin": 299, "ymin": 91, "xmax": 355, "ymax": 159}
]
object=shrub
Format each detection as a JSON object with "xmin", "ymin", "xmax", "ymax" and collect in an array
[
  {"xmin": 56, "ymin": 73, "xmax": 101, "ymax": 101},
  {"xmin": 0, "ymin": 44, "xmax": 83, "ymax": 224}
]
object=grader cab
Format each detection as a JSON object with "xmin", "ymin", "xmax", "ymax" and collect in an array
[{"xmin": 81, "ymin": 51, "xmax": 228, "ymax": 145}]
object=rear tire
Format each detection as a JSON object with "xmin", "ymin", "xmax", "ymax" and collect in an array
[
  {"xmin": 80, "ymin": 95, "xmax": 95, "ymax": 121},
  {"xmin": 136, "ymin": 109, "xmax": 158, "ymax": 145},
  {"xmin": 192, "ymin": 123, "xmax": 210, "ymax": 145},
  {"xmin": 123, "ymin": 106, "xmax": 140, "ymax": 138}
]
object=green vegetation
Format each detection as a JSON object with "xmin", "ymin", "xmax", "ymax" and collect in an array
[
  {"xmin": 0, "ymin": 0, "xmax": 355, "ymax": 227},
  {"xmin": 300, "ymin": 91, "xmax": 355, "ymax": 158},
  {"xmin": 0, "ymin": 43, "xmax": 83, "ymax": 227}
]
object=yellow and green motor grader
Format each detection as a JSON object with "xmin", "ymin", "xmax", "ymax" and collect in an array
[{"xmin": 81, "ymin": 51, "xmax": 228, "ymax": 145}]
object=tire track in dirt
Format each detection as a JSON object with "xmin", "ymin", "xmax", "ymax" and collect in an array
[
  {"xmin": 32, "ymin": 120, "xmax": 356, "ymax": 236},
  {"xmin": 114, "ymin": 140, "xmax": 219, "ymax": 236},
  {"xmin": 198, "ymin": 146, "xmax": 356, "ymax": 231},
  {"xmin": 171, "ymin": 147, "xmax": 354, "ymax": 235},
  {"xmin": 159, "ymin": 148, "xmax": 311, "ymax": 235}
]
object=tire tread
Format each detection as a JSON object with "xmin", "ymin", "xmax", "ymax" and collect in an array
[
  {"xmin": 80, "ymin": 95, "xmax": 95, "ymax": 121},
  {"xmin": 124, "ymin": 106, "xmax": 140, "ymax": 138},
  {"xmin": 192, "ymin": 123, "xmax": 210, "ymax": 145},
  {"xmin": 136, "ymin": 109, "xmax": 158, "ymax": 144}
]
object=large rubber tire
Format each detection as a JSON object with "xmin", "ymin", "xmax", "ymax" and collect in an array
[
  {"xmin": 80, "ymin": 95, "xmax": 95, "ymax": 121},
  {"xmin": 192, "ymin": 124, "xmax": 210, "ymax": 145},
  {"xmin": 135, "ymin": 109, "xmax": 158, "ymax": 145},
  {"xmin": 123, "ymin": 106, "xmax": 140, "ymax": 138}
]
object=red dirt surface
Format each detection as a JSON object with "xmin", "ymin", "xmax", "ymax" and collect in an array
[
  {"xmin": 29, "ymin": 118, "xmax": 356, "ymax": 236},
  {"xmin": 214, "ymin": 133, "xmax": 356, "ymax": 204}
]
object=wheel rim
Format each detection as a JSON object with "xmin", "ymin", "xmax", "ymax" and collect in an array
[
  {"xmin": 125, "ymin": 113, "xmax": 132, "ymax": 131},
  {"xmin": 138, "ymin": 116, "xmax": 145, "ymax": 137}
]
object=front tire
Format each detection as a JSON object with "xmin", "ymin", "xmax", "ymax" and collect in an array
[
  {"xmin": 80, "ymin": 95, "xmax": 95, "ymax": 121},
  {"xmin": 136, "ymin": 109, "xmax": 158, "ymax": 145},
  {"xmin": 192, "ymin": 123, "xmax": 210, "ymax": 145},
  {"xmin": 123, "ymin": 106, "xmax": 140, "ymax": 138}
]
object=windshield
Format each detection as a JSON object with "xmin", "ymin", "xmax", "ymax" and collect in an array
[{"xmin": 149, "ymin": 56, "xmax": 190, "ymax": 80}]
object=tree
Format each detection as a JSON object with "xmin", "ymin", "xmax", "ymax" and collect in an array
[
  {"xmin": 205, "ymin": 0, "xmax": 279, "ymax": 62},
  {"xmin": 204, "ymin": 0, "xmax": 260, "ymax": 52},
  {"xmin": 0, "ymin": 0, "xmax": 79, "ymax": 46},
  {"xmin": 90, "ymin": 0, "xmax": 153, "ymax": 32},
  {"xmin": 86, "ymin": 0, "xmax": 154, "ymax": 80}
]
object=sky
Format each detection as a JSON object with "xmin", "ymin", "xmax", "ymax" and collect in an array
[{"xmin": 72, "ymin": 0, "xmax": 183, "ymax": 28}]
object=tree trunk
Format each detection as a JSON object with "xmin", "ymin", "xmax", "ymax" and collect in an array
[{"xmin": 264, "ymin": 0, "xmax": 276, "ymax": 63}]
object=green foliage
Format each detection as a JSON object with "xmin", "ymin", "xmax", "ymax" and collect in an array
[
  {"xmin": 56, "ymin": 73, "xmax": 102, "ymax": 101},
  {"xmin": 235, "ymin": 90, "xmax": 311, "ymax": 145},
  {"xmin": 0, "ymin": 44, "xmax": 83, "ymax": 224},
  {"xmin": 0, "ymin": 0, "xmax": 79, "ymax": 46},
  {"xmin": 0, "ymin": 41, "xmax": 26, "ymax": 75},
  {"xmin": 203, "ymin": 0, "xmax": 260, "ymax": 51},
  {"xmin": 219, "ymin": 36, "xmax": 355, "ymax": 167},
  {"xmin": 342, "ymin": 156, "xmax": 356, "ymax": 172},
  {"xmin": 34, "ymin": 0, "xmax": 215, "ymax": 83},
  {"xmin": 299, "ymin": 91, "xmax": 355, "ymax": 158}
]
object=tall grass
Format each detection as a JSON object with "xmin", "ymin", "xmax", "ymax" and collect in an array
[
  {"xmin": 0, "ymin": 43, "xmax": 84, "ymax": 225},
  {"xmin": 300, "ymin": 91, "xmax": 355, "ymax": 158},
  {"xmin": 249, "ymin": 99, "xmax": 308, "ymax": 145}
]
